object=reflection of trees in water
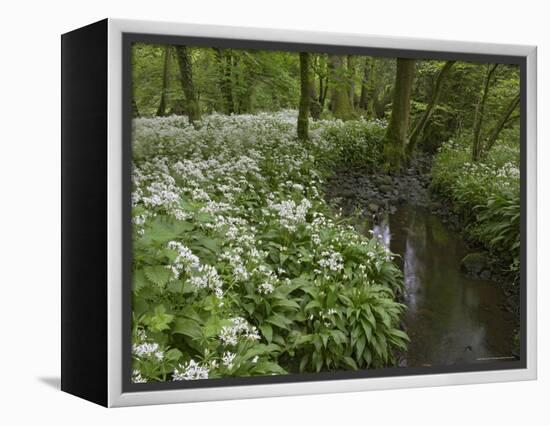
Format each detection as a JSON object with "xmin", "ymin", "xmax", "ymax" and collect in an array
[{"xmin": 376, "ymin": 204, "xmax": 514, "ymax": 366}]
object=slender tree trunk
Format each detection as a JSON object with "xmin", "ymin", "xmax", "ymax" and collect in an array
[
  {"xmin": 214, "ymin": 48, "xmax": 234, "ymax": 114},
  {"xmin": 383, "ymin": 58, "xmax": 416, "ymax": 172},
  {"xmin": 482, "ymin": 92, "xmax": 520, "ymax": 155},
  {"xmin": 156, "ymin": 46, "xmax": 171, "ymax": 117},
  {"xmin": 175, "ymin": 45, "xmax": 200, "ymax": 125},
  {"xmin": 472, "ymin": 64, "xmax": 498, "ymax": 161},
  {"xmin": 367, "ymin": 58, "xmax": 378, "ymax": 118},
  {"xmin": 309, "ymin": 77, "xmax": 322, "ymax": 120},
  {"xmin": 297, "ymin": 52, "xmax": 310, "ymax": 141},
  {"xmin": 329, "ymin": 55, "xmax": 353, "ymax": 120},
  {"xmin": 347, "ymin": 55, "xmax": 356, "ymax": 109},
  {"xmin": 406, "ymin": 60, "xmax": 456, "ymax": 155},
  {"xmin": 359, "ymin": 57, "xmax": 371, "ymax": 110}
]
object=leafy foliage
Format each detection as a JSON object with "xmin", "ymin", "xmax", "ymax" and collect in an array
[
  {"xmin": 431, "ymin": 134, "xmax": 520, "ymax": 282},
  {"xmin": 130, "ymin": 112, "xmax": 407, "ymax": 383}
]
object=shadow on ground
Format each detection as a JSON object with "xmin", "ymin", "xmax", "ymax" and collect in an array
[{"xmin": 38, "ymin": 376, "xmax": 60, "ymax": 390}]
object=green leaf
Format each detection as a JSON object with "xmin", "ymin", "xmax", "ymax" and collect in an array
[
  {"xmin": 165, "ymin": 348, "xmax": 183, "ymax": 361},
  {"xmin": 356, "ymin": 335, "xmax": 366, "ymax": 357},
  {"xmin": 172, "ymin": 318, "xmax": 203, "ymax": 340},
  {"xmin": 343, "ymin": 356, "xmax": 358, "ymax": 370},
  {"xmin": 266, "ymin": 313, "xmax": 291, "ymax": 330},
  {"xmin": 259, "ymin": 323, "xmax": 273, "ymax": 343},
  {"xmin": 304, "ymin": 300, "xmax": 321, "ymax": 311},
  {"xmin": 132, "ymin": 269, "xmax": 148, "ymax": 293},
  {"xmin": 272, "ymin": 298, "xmax": 300, "ymax": 310},
  {"xmin": 145, "ymin": 305, "xmax": 174, "ymax": 332},
  {"xmin": 144, "ymin": 265, "xmax": 171, "ymax": 288}
]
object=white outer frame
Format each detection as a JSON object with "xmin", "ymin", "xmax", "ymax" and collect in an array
[{"xmin": 106, "ymin": 18, "xmax": 537, "ymax": 407}]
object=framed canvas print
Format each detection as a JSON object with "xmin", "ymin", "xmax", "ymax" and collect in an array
[{"xmin": 61, "ymin": 18, "xmax": 537, "ymax": 407}]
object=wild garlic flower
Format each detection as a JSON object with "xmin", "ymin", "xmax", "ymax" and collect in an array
[
  {"xmin": 318, "ymin": 250, "xmax": 344, "ymax": 272},
  {"xmin": 219, "ymin": 317, "xmax": 260, "ymax": 346},
  {"xmin": 132, "ymin": 341, "xmax": 164, "ymax": 361},
  {"xmin": 132, "ymin": 369, "xmax": 147, "ymax": 383},
  {"xmin": 222, "ymin": 352, "xmax": 236, "ymax": 369},
  {"xmin": 173, "ymin": 360, "xmax": 209, "ymax": 381},
  {"xmin": 167, "ymin": 241, "xmax": 200, "ymax": 278}
]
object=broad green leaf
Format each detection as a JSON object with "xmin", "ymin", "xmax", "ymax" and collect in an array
[{"xmin": 144, "ymin": 265, "xmax": 171, "ymax": 288}]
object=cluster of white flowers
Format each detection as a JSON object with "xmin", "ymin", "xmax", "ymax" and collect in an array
[
  {"xmin": 132, "ymin": 369, "xmax": 147, "ymax": 383},
  {"xmin": 222, "ymin": 351, "xmax": 237, "ymax": 369},
  {"xmin": 189, "ymin": 264, "xmax": 223, "ymax": 298},
  {"xmin": 218, "ymin": 317, "xmax": 260, "ymax": 346},
  {"xmin": 167, "ymin": 241, "xmax": 200, "ymax": 279},
  {"xmin": 318, "ymin": 249, "xmax": 344, "ymax": 272},
  {"xmin": 268, "ymin": 198, "xmax": 312, "ymax": 232},
  {"xmin": 173, "ymin": 360, "xmax": 210, "ymax": 381},
  {"xmin": 258, "ymin": 282, "xmax": 275, "ymax": 295},
  {"xmin": 132, "ymin": 340, "xmax": 164, "ymax": 362}
]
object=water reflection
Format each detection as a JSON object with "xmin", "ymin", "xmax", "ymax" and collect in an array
[{"xmin": 372, "ymin": 205, "xmax": 514, "ymax": 367}]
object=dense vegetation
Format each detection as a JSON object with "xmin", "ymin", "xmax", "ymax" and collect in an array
[
  {"xmin": 131, "ymin": 114, "xmax": 407, "ymax": 382},
  {"xmin": 130, "ymin": 42, "xmax": 520, "ymax": 383}
]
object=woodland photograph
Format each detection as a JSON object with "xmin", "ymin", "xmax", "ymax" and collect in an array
[{"xmin": 129, "ymin": 41, "xmax": 521, "ymax": 384}]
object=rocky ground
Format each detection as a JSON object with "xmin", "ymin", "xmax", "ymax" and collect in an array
[{"xmin": 325, "ymin": 154, "xmax": 434, "ymax": 221}]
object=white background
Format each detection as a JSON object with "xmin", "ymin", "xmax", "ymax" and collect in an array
[{"xmin": 0, "ymin": 0, "xmax": 546, "ymax": 424}]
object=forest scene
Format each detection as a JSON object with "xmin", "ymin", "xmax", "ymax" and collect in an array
[{"xmin": 130, "ymin": 42, "xmax": 521, "ymax": 384}]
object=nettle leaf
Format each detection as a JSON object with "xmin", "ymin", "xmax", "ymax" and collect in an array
[
  {"xmin": 145, "ymin": 305, "xmax": 174, "ymax": 332},
  {"xmin": 195, "ymin": 236, "xmax": 220, "ymax": 253},
  {"xmin": 132, "ymin": 269, "xmax": 148, "ymax": 293},
  {"xmin": 146, "ymin": 217, "xmax": 194, "ymax": 244},
  {"xmin": 144, "ymin": 265, "xmax": 171, "ymax": 288}
]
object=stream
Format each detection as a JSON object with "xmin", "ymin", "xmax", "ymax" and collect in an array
[{"xmin": 374, "ymin": 204, "xmax": 515, "ymax": 367}]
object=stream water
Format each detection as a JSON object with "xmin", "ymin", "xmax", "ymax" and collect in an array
[{"xmin": 372, "ymin": 204, "xmax": 516, "ymax": 367}]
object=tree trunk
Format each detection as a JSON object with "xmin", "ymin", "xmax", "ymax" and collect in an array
[
  {"xmin": 175, "ymin": 45, "xmax": 200, "ymax": 125},
  {"xmin": 309, "ymin": 78, "xmax": 322, "ymax": 120},
  {"xmin": 214, "ymin": 48, "xmax": 234, "ymax": 114},
  {"xmin": 329, "ymin": 55, "xmax": 353, "ymax": 120},
  {"xmin": 359, "ymin": 57, "xmax": 371, "ymax": 110},
  {"xmin": 407, "ymin": 60, "xmax": 456, "ymax": 155},
  {"xmin": 383, "ymin": 58, "xmax": 416, "ymax": 172},
  {"xmin": 472, "ymin": 64, "xmax": 498, "ymax": 161},
  {"xmin": 347, "ymin": 55, "xmax": 356, "ymax": 109},
  {"xmin": 156, "ymin": 46, "xmax": 171, "ymax": 117},
  {"xmin": 482, "ymin": 92, "xmax": 520, "ymax": 155},
  {"xmin": 297, "ymin": 52, "xmax": 310, "ymax": 141},
  {"xmin": 367, "ymin": 58, "xmax": 378, "ymax": 118}
]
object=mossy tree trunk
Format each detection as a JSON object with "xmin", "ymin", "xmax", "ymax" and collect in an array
[
  {"xmin": 328, "ymin": 55, "xmax": 353, "ymax": 120},
  {"xmin": 297, "ymin": 52, "xmax": 310, "ymax": 141},
  {"xmin": 175, "ymin": 45, "xmax": 201, "ymax": 125},
  {"xmin": 214, "ymin": 48, "xmax": 235, "ymax": 114},
  {"xmin": 359, "ymin": 57, "xmax": 372, "ymax": 110},
  {"xmin": 367, "ymin": 58, "xmax": 378, "ymax": 118},
  {"xmin": 383, "ymin": 58, "xmax": 416, "ymax": 172},
  {"xmin": 407, "ymin": 60, "xmax": 456, "ymax": 155},
  {"xmin": 156, "ymin": 46, "xmax": 171, "ymax": 117}
]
